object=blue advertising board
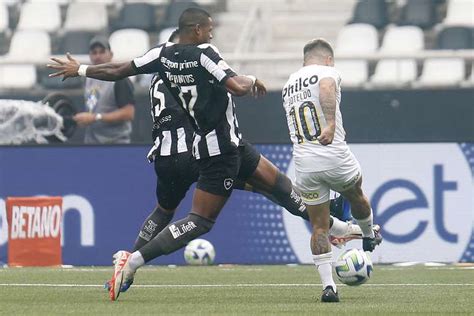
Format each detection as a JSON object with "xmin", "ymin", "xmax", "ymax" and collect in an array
[{"xmin": 1, "ymin": 144, "xmax": 473, "ymax": 265}]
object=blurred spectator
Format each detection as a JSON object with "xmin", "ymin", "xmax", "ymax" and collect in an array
[{"xmin": 74, "ymin": 36, "xmax": 135, "ymax": 144}]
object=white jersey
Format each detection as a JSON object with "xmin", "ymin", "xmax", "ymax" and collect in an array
[{"xmin": 282, "ymin": 64, "xmax": 351, "ymax": 172}]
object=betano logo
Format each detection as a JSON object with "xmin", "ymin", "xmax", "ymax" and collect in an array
[
  {"xmin": 0, "ymin": 194, "xmax": 95, "ymax": 247},
  {"xmin": 10, "ymin": 205, "xmax": 61, "ymax": 240}
]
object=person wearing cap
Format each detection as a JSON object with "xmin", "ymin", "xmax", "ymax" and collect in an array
[{"xmin": 73, "ymin": 36, "xmax": 135, "ymax": 144}]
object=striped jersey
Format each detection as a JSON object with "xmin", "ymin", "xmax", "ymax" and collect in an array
[
  {"xmin": 148, "ymin": 75, "xmax": 194, "ymax": 157},
  {"xmin": 132, "ymin": 42, "xmax": 242, "ymax": 159}
]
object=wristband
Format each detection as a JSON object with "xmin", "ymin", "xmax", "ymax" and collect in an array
[
  {"xmin": 95, "ymin": 113, "xmax": 103, "ymax": 121},
  {"xmin": 78, "ymin": 64, "xmax": 89, "ymax": 77},
  {"xmin": 246, "ymin": 75, "xmax": 257, "ymax": 86}
]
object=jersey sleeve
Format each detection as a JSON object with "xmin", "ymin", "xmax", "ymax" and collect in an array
[
  {"xmin": 198, "ymin": 44, "xmax": 237, "ymax": 84},
  {"xmin": 131, "ymin": 45, "xmax": 164, "ymax": 74},
  {"xmin": 114, "ymin": 78, "xmax": 135, "ymax": 108}
]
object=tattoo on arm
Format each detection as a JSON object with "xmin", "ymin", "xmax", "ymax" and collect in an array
[{"xmin": 319, "ymin": 78, "xmax": 336, "ymax": 128}]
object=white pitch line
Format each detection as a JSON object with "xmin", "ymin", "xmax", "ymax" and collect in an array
[{"xmin": 0, "ymin": 283, "xmax": 473, "ymax": 288}]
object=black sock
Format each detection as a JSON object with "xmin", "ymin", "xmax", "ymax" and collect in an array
[
  {"xmin": 139, "ymin": 213, "xmax": 214, "ymax": 262},
  {"xmin": 266, "ymin": 172, "xmax": 309, "ymax": 221},
  {"xmin": 133, "ymin": 206, "xmax": 175, "ymax": 251}
]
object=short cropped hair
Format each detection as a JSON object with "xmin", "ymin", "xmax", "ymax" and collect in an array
[
  {"xmin": 303, "ymin": 38, "xmax": 334, "ymax": 60},
  {"xmin": 178, "ymin": 8, "xmax": 211, "ymax": 31}
]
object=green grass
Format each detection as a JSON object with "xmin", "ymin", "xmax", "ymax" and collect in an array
[{"xmin": 0, "ymin": 265, "xmax": 473, "ymax": 315}]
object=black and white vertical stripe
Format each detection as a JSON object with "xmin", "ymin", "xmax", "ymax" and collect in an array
[
  {"xmin": 150, "ymin": 127, "xmax": 191, "ymax": 157},
  {"xmin": 192, "ymin": 93, "xmax": 241, "ymax": 159}
]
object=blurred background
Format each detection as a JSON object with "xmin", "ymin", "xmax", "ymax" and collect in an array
[{"xmin": 0, "ymin": 0, "xmax": 473, "ymax": 266}]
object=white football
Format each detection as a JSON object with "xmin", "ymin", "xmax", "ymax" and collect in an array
[
  {"xmin": 334, "ymin": 248, "xmax": 373, "ymax": 286},
  {"xmin": 184, "ymin": 239, "xmax": 216, "ymax": 266}
]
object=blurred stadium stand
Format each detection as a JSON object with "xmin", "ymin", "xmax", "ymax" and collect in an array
[
  {"xmin": 0, "ymin": 0, "xmax": 472, "ymax": 143},
  {"xmin": 335, "ymin": 23, "xmax": 378, "ymax": 87},
  {"xmin": 370, "ymin": 26, "xmax": 424, "ymax": 87},
  {"xmin": 17, "ymin": 2, "xmax": 61, "ymax": 32},
  {"xmin": 0, "ymin": 0, "xmax": 471, "ymax": 89}
]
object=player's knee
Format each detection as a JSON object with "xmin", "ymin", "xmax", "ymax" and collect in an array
[
  {"xmin": 188, "ymin": 213, "xmax": 215, "ymax": 234},
  {"xmin": 158, "ymin": 199, "xmax": 180, "ymax": 212},
  {"xmin": 351, "ymin": 193, "xmax": 369, "ymax": 208},
  {"xmin": 343, "ymin": 188, "xmax": 363, "ymax": 204},
  {"xmin": 271, "ymin": 172, "xmax": 292, "ymax": 195}
]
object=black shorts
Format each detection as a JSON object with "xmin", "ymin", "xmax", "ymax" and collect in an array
[
  {"xmin": 196, "ymin": 140, "xmax": 261, "ymax": 197},
  {"xmin": 154, "ymin": 152, "xmax": 199, "ymax": 210},
  {"xmin": 154, "ymin": 139, "xmax": 261, "ymax": 205}
]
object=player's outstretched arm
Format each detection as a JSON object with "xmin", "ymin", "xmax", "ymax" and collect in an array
[
  {"xmin": 317, "ymin": 77, "xmax": 336, "ymax": 145},
  {"xmin": 47, "ymin": 53, "xmax": 138, "ymax": 82},
  {"xmin": 225, "ymin": 76, "xmax": 267, "ymax": 97}
]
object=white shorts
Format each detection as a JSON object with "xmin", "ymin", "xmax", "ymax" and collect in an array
[{"xmin": 295, "ymin": 155, "xmax": 362, "ymax": 205}]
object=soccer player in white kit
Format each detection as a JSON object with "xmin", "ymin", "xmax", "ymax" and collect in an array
[{"xmin": 282, "ymin": 39, "xmax": 381, "ymax": 302}]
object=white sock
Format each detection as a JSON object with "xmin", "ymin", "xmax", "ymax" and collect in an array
[
  {"xmin": 128, "ymin": 251, "xmax": 145, "ymax": 271},
  {"xmin": 313, "ymin": 253, "xmax": 336, "ymax": 292},
  {"xmin": 355, "ymin": 212, "xmax": 375, "ymax": 238},
  {"xmin": 329, "ymin": 216, "xmax": 349, "ymax": 236}
]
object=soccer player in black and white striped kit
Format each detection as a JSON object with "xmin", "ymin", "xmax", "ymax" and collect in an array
[{"xmin": 48, "ymin": 8, "xmax": 379, "ymax": 301}]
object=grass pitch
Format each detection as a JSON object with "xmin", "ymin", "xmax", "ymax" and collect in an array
[{"xmin": 0, "ymin": 265, "xmax": 473, "ymax": 315}]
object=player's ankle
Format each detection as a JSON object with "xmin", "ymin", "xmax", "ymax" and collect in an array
[
  {"xmin": 355, "ymin": 213, "xmax": 375, "ymax": 238},
  {"xmin": 129, "ymin": 251, "xmax": 145, "ymax": 271}
]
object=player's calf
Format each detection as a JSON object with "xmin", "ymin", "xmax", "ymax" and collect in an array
[
  {"xmin": 267, "ymin": 172, "xmax": 309, "ymax": 220},
  {"xmin": 138, "ymin": 213, "xmax": 215, "ymax": 262},
  {"xmin": 133, "ymin": 205, "xmax": 175, "ymax": 251},
  {"xmin": 341, "ymin": 179, "xmax": 379, "ymax": 251}
]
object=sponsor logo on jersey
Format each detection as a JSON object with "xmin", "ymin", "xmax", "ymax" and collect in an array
[
  {"xmin": 282, "ymin": 75, "xmax": 319, "ymax": 98},
  {"xmin": 160, "ymin": 57, "xmax": 198, "ymax": 71}
]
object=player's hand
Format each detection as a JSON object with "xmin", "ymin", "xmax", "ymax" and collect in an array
[
  {"xmin": 252, "ymin": 79, "xmax": 267, "ymax": 98},
  {"xmin": 73, "ymin": 112, "xmax": 96, "ymax": 126},
  {"xmin": 318, "ymin": 127, "xmax": 335, "ymax": 145},
  {"xmin": 47, "ymin": 53, "xmax": 80, "ymax": 81}
]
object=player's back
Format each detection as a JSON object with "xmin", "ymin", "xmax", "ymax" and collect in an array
[
  {"xmin": 282, "ymin": 64, "xmax": 350, "ymax": 172},
  {"xmin": 133, "ymin": 42, "xmax": 241, "ymax": 159},
  {"xmin": 149, "ymin": 75, "xmax": 194, "ymax": 157},
  {"xmin": 158, "ymin": 43, "xmax": 233, "ymax": 133}
]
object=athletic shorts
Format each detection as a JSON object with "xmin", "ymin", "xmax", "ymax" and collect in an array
[
  {"xmin": 196, "ymin": 139, "xmax": 261, "ymax": 197},
  {"xmin": 295, "ymin": 153, "xmax": 362, "ymax": 205},
  {"xmin": 154, "ymin": 152, "xmax": 199, "ymax": 210},
  {"xmin": 154, "ymin": 139, "xmax": 261, "ymax": 204}
]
